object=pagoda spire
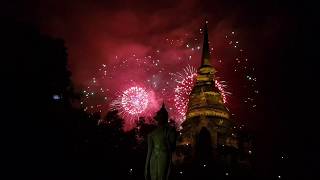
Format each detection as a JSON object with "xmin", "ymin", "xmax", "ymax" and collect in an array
[{"xmin": 201, "ymin": 21, "xmax": 211, "ymax": 66}]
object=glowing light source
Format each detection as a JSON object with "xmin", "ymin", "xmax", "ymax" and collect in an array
[{"xmin": 52, "ymin": 94, "xmax": 60, "ymax": 100}]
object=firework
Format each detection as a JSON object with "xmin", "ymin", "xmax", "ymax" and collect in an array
[
  {"xmin": 80, "ymin": 27, "xmax": 258, "ymax": 130},
  {"xmin": 215, "ymin": 79, "xmax": 231, "ymax": 104},
  {"xmin": 171, "ymin": 65, "xmax": 197, "ymax": 123},
  {"xmin": 80, "ymin": 77, "xmax": 107, "ymax": 113},
  {"xmin": 121, "ymin": 86, "xmax": 149, "ymax": 115},
  {"xmin": 111, "ymin": 86, "xmax": 150, "ymax": 124}
]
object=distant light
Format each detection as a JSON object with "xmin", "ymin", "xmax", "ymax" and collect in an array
[
  {"xmin": 179, "ymin": 171, "xmax": 183, "ymax": 174},
  {"xmin": 129, "ymin": 168, "xmax": 133, "ymax": 174},
  {"xmin": 52, "ymin": 94, "xmax": 60, "ymax": 100},
  {"xmin": 249, "ymin": 150, "xmax": 252, "ymax": 154},
  {"xmin": 203, "ymin": 164, "xmax": 207, "ymax": 167},
  {"xmin": 278, "ymin": 175, "xmax": 281, "ymax": 179},
  {"xmin": 226, "ymin": 172, "xmax": 229, "ymax": 176}
]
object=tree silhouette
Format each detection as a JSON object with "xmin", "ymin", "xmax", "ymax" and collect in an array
[{"xmin": 3, "ymin": 19, "xmax": 77, "ymax": 179}]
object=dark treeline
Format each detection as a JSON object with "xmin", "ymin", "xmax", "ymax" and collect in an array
[{"xmin": 1, "ymin": 19, "xmax": 158, "ymax": 179}]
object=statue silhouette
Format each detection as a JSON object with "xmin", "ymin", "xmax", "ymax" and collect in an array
[{"xmin": 145, "ymin": 103, "xmax": 177, "ymax": 180}]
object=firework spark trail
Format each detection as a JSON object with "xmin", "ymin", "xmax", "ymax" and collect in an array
[{"xmin": 172, "ymin": 65, "xmax": 231, "ymax": 124}]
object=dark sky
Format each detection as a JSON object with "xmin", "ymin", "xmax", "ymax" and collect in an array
[
  {"xmin": 3, "ymin": 0, "xmax": 297, "ymax": 82},
  {"xmin": 2, "ymin": 0, "xmax": 319, "ymax": 178},
  {"xmin": 3, "ymin": 0, "xmax": 294, "ymax": 119}
]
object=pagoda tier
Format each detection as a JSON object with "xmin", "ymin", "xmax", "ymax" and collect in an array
[{"xmin": 179, "ymin": 22, "xmax": 235, "ymax": 149}]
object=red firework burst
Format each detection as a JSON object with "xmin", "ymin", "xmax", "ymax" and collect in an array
[{"xmin": 111, "ymin": 86, "xmax": 149, "ymax": 124}]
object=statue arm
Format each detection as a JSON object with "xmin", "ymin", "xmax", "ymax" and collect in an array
[{"xmin": 145, "ymin": 134, "xmax": 152, "ymax": 180}]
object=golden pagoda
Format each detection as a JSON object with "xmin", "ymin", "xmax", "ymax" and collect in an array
[{"xmin": 179, "ymin": 22, "xmax": 236, "ymax": 149}]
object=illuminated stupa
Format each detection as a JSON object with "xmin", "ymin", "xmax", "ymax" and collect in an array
[{"xmin": 179, "ymin": 22, "xmax": 236, "ymax": 150}]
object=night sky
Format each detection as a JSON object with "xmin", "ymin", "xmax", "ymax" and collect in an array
[
  {"xmin": 2, "ymin": 0, "xmax": 319, "ymax": 179},
  {"xmin": 4, "ymin": 0, "xmax": 285, "ymax": 126}
]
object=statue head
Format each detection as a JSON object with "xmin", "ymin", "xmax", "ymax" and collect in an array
[{"xmin": 154, "ymin": 102, "xmax": 169, "ymax": 125}]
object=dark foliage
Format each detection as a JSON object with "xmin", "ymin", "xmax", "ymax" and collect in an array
[{"xmin": 1, "ymin": 19, "xmax": 150, "ymax": 179}]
